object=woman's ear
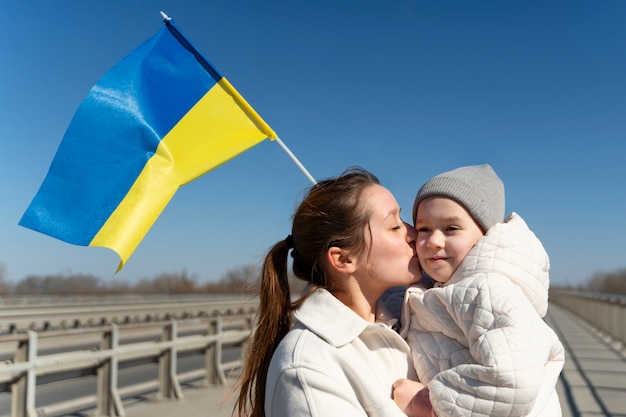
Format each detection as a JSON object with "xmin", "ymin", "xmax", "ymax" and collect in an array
[{"xmin": 326, "ymin": 246, "xmax": 357, "ymax": 275}]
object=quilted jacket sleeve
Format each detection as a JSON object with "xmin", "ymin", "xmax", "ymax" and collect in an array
[{"xmin": 425, "ymin": 275, "xmax": 563, "ymax": 417}]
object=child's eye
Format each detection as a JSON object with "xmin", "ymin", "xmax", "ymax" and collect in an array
[
  {"xmin": 446, "ymin": 225, "xmax": 460, "ymax": 232},
  {"xmin": 416, "ymin": 227, "xmax": 430, "ymax": 233}
]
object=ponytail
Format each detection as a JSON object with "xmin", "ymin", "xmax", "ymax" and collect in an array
[{"xmin": 235, "ymin": 239, "xmax": 293, "ymax": 417}]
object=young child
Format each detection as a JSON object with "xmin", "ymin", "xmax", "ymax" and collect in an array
[{"xmin": 394, "ymin": 164, "xmax": 565, "ymax": 417}]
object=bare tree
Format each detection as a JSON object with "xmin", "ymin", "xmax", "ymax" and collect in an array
[
  {"xmin": 134, "ymin": 270, "xmax": 198, "ymax": 294},
  {"xmin": 587, "ymin": 269, "xmax": 626, "ymax": 295},
  {"xmin": 0, "ymin": 262, "xmax": 9, "ymax": 297},
  {"xmin": 12, "ymin": 273, "xmax": 102, "ymax": 295},
  {"xmin": 204, "ymin": 264, "xmax": 260, "ymax": 293}
]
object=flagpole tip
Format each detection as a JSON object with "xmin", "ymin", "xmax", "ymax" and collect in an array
[{"xmin": 160, "ymin": 11, "xmax": 172, "ymax": 21}]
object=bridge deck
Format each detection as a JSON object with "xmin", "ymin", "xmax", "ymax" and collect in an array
[
  {"xmin": 548, "ymin": 303, "xmax": 626, "ymax": 416},
  {"xmin": 125, "ymin": 303, "xmax": 626, "ymax": 417}
]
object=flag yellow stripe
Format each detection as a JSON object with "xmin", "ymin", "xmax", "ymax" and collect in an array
[
  {"xmin": 169, "ymin": 78, "xmax": 272, "ymax": 184},
  {"xmin": 91, "ymin": 82, "xmax": 271, "ymax": 269},
  {"xmin": 218, "ymin": 78, "xmax": 278, "ymax": 141}
]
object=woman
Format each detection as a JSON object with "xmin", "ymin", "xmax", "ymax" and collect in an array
[{"xmin": 235, "ymin": 167, "xmax": 425, "ymax": 417}]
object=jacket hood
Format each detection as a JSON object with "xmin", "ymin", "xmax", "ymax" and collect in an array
[{"xmin": 450, "ymin": 212, "xmax": 551, "ymax": 316}]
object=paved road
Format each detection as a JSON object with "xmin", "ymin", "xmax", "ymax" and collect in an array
[
  {"xmin": 122, "ymin": 377, "xmax": 238, "ymax": 417},
  {"xmin": 125, "ymin": 303, "xmax": 626, "ymax": 417}
]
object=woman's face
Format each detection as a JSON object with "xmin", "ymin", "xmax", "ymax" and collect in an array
[{"xmin": 357, "ymin": 185, "xmax": 422, "ymax": 290}]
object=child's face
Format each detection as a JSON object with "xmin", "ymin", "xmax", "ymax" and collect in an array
[{"xmin": 414, "ymin": 196, "xmax": 484, "ymax": 284}]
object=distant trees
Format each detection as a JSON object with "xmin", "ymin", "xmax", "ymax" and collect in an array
[
  {"xmin": 133, "ymin": 270, "xmax": 198, "ymax": 294},
  {"xmin": 203, "ymin": 265, "xmax": 259, "ymax": 293},
  {"xmin": 586, "ymin": 268, "xmax": 626, "ymax": 295},
  {"xmin": 552, "ymin": 268, "xmax": 626, "ymax": 296},
  {"xmin": 0, "ymin": 264, "xmax": 263, "ymax": 296},
  {"xmin": 0, "ymin": 262, "xmax": 8, "ymax": 297},
  {"xmin": 3, "ymin": 261, "xmax": 621, "ymax": 297},
  {"xmin": 13, "ymin": 273, "xmax": 101, "ymax": 295}
]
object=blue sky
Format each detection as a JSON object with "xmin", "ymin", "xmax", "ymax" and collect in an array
[{"xmin": 2, "ymin": 1, "xmax": 625, "ymax": 287}]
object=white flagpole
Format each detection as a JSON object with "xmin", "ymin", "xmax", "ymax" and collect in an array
[{"xmin": 274, "ymin": 137, "xmax": 317, "ymax": 184}]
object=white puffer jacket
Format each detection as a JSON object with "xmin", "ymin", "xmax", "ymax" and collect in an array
[{"xmin": 401, "ymin": 213, "xmax": 564, "ymax": 417}]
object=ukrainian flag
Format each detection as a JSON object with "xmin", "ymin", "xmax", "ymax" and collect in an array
[{"xmin": 20, "ymin": 19, "xmax": 277, "ymax": 271}]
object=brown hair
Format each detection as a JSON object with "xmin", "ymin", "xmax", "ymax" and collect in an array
[{"xmin": 234, "ymin": 167, "xmax": 380, "ymax": 417}]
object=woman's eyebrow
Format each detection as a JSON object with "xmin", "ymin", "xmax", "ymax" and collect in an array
[{"xmin": 384, "ymin": 207, "xmax": 400, "ymax": 221}]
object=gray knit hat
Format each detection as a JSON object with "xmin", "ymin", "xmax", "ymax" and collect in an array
[{"xmin": 412, "ymin": 164, "xmax": 505, "ymax": 232}]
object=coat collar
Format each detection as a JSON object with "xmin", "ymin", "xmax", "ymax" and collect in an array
[{"xmin": 293, "ymin": 288, "xmax": 398, "ymax": 347}]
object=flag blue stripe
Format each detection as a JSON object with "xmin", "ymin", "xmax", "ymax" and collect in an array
[
  {"xmin": 165, "ymin": 21, "xmax": 223, "ymax": 81},
  {"xmin": 20, "ymin": 26, "xmax": 219, "ymax": 245}
]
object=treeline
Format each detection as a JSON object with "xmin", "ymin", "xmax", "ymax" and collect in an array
[
  {"xmin": 0, "ymin": 261, "xmax": 624, "ymax": 296},
  {"xmin": 552, "ymin": 268, "xmax": 626, "ymax": 295},
  {"xmin": 0, "ymin": 264, "xmax": 262, "ymax": 296}
]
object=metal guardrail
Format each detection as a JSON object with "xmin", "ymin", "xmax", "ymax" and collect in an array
[
  {"xmin": 550, "ymin": 290, "xmax": 626, "ymax": 348},
  {"xmin": 0, "ymin": 313, "xmax": 255, "ymax": 417},
  {"xmin": 0, "ymin": 295, "xmax": 259, "ymax": 334},
  {"xmin": 0, "ymin": 294, "xmax": 249, "ymax": 307}
]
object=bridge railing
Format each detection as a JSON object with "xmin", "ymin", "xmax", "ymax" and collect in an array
[
  {"xmin": 0, "ymin": 294, "xmax": 259, "ymax": 334},
  {"xmin": 0, "ymin": 313, "xmax": 255, "ymax": 417},
  {"xmin": 549, "ymin": 289, "xmax": 626, "ymax": 347},
  {"xmin": 0, "ymin": 294, "xmax": 248, "ymax": 307}
]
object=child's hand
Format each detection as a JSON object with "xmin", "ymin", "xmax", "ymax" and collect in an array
[
  {"xmin": 392, "ymin": 379, "xmax": 425, "ymax": 417},
  {"xmin": 411, "ymin": 386, "xmax": 436, "ymax": 417}
]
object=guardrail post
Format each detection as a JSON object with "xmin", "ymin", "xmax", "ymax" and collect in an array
[
  {"xmin": 158, "ymin": 321, "xmax": 183, "ymax": 400},
  {"xmin": 96, "ymin": 324, "xmax": 124, "ymax": 417},
  {"xmin": 242, "ymin": 315, "xmax": 254, "ymax": 359},
  {"xmin": 11, "ymin": 330, "xmax": 37, "ymax": 417},
  {"xmin": 619, "ymin": 299, "xmax": 626, "ymax": 349},
  {"xmin": 206, "ymin": 316, "xmax": 225, "ymax": 385}
]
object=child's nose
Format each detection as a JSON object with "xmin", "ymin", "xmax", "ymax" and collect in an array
[{"xmin": 427, "ymin": 230, "xmax": 445, "ymax": 248}]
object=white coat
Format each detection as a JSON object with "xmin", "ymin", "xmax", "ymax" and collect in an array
[
  {"xmin": 401, "ymin": 213, "xmax": 565, "ymax": 417},
  {"xmin": 265, "ymin": 288, "xmax": 417, "ymax": 417}
]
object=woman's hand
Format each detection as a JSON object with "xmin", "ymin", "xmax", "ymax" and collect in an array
[{"xmin": 392, "ymin": 379, "xmax": 426, "ymax": 417}]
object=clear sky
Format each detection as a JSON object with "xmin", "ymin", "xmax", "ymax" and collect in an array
[{"xmin": 2, "ymin": 1, "xmax": 625, "ymax": 287}]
